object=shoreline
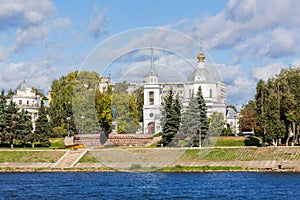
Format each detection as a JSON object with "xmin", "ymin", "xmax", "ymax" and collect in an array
[{"xmin": 1, "ymin": 167, "xmax": 300, "ymax": 173}]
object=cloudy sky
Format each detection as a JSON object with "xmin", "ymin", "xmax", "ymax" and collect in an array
[{"xmin": 1, "ymin": 0, "xmax": 300, "ymax": 109}]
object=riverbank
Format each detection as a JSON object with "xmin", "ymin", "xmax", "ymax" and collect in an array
[{"xmin": 1, "ymin": 146, "xmax": 300, "ymax": 172}]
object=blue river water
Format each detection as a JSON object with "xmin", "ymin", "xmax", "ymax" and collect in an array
[{"xmin": 0, "ymin": 172, "xmax": 300, "ymax": 200}]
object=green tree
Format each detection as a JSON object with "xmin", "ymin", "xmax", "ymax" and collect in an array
[
  {"xmin": 72, "ymin": 71, "xmax": 101, "ymax": 134},
  {"xmin": 49, "ymin": 71, "xmax": 77, "ymax": 134},
  {"xmin": 196, "ymin": 86, "xmax": 209, "ymax": 139},
  {"xmin": 95, "ymin": 85, "xmax": 112, "ymax": 134},
  {"xmin": 111, "ymin": 82, "xmax": 140, "ymax": 134},
  {"xmin": 5, "ymin": 89, "xmax": 15, "ymax": 99},
  {"xmin": 180, "ymin": 96, "xmax": 200, "ymax": 146},
  {"xmin": 3, "ymin": 101, "xmax": 19, "ymax": 145},
  {"xmin": 133, "ymin": 86, "xmax": 144, "ymax": 122},
  {"xmin": 34, "ymin": 101, "xmax": 52, "ymax": 146},
  {"xmin": 0, "ymin": 89, "xmax": 7, "ymax": 143},
  {"xmin": 209, "ymin": 111, "xmax": 225, "ymax": 136},
  {"xmin": 161, "ymin": 88, "xmax": 181, "ymax": 146},
  {"xmin": 15, "ymin": 109, "xmax": 33, "ymax": 146}
]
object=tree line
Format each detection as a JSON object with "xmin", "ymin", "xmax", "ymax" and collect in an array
[
  {"xmin": 240, "ymin": 68, "xmax": 300, "ymax": 146},
  {"xmin": 0, "ymin": 70, "xmax": 227, "ymax": 147},
  {"xmin": 0, "ymin": 90, "xmax": 51, "ymax": 147}
]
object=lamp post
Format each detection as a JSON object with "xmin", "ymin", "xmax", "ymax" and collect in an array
[
  {"xmin": 81, "ymin": 115, "xmax": 85, "ymax": 134},
  {"xmin": 66, "ymin": 117, "xmax": 71, "ymax": 137},
  {"xmin": 234, "ymin": 114, "xmax": 237, "ymax": 136}
]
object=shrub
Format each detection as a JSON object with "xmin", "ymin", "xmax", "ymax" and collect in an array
[{"xmin": 244, "ymin": 136, "xmax": 261, "ymax": 146}]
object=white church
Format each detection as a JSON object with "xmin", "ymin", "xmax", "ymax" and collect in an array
[{"xmin": 142, "ymin": 44, "xmax": 226, "ymax": 134}]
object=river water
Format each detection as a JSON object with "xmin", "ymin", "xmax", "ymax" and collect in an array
[{"xmin": 0, "ymin": 172, "xmax": 299, "ymax": 199}]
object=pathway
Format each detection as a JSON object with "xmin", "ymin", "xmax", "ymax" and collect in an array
[{"xmin": 52, "ymin": 149, "xmax": 87, "ymax": 168}]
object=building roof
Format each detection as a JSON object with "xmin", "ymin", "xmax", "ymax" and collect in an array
[
  {"xmin": 188, "ymin": 68, "xmax": 215, "ymax": 82},
  {"xmin": 16, "ymin": 80, "xmax": 32, "ymax": 91}
]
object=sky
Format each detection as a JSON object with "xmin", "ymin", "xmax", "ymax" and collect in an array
[{"xmin": 1, "ymin": 0, "xmax": 300, "ymax": 110}]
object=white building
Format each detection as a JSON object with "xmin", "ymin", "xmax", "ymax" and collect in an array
[
  {"xmin": 183, "ymin": 45, "xmax": 226, "ymax": 117},
  {"xmin": 143, "ymin": 48, "xmax": 163, "ymax": 134},
  {"xmin": 142, "ymin": 42, "xmax": 227, "ymax": 134},
  {"xmin": 12, "ymin": 80, "xmax": 41, "ymax": 129}
]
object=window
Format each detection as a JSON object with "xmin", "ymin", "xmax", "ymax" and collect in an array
[
  {"xmin": 149, "ymin": 91, "xmax": 154, "ymax": 105},
  {"xmin": 27, "ymin": 100, "xmax": 29, "ymax": 105},
  {"xmin": 19, "ymin": 100, "xmax": 22, "ymax": 105},
  {"xmin": 209, "ymin": 89, "xmax": 212, "ymax": 98}
]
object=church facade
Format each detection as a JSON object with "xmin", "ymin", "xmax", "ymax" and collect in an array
[{"xmin": 142, "ymin": 44, "xmax": 226, "ymax": 134}]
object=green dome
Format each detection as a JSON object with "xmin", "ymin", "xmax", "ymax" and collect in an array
[
  {"xmin": 16, "ymin": 80, "xmax": 32, "ymax": 91},
  {"xmin": 188, "ymin": 68, "xmax": 215, "ymax": 82}
]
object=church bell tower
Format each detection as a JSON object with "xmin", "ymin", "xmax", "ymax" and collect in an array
[{"xmin": 143, "ymin": 48, "xmax": 162, "ymax": 134}]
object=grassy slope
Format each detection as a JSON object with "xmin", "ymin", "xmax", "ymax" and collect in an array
[
  {"xmin": 0, "ymin": 151, "xmax": 65, "ymax": 163},
  {"xmin": 179, "ymin": 147, "xmax": 300, "ymax": 162}
]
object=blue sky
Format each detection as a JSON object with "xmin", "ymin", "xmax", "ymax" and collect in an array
[{"xmin": 1, "ymin": 0, "xmax": 300, "ymax": 109}]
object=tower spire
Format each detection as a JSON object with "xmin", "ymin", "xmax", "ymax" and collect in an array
[
  {"xmin": 197, "ymin": 32, "xmax": 206, "ymax": 63},
  {"xmin": 151, "ymin": 47, "xmax": 154, "ymax": 71}
]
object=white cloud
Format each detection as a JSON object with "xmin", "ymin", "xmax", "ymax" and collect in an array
[
  {"xmin": 0, "ymin": 59, "xmax": 61, "ymax": 91},
  {"xmin": 0, "ymin": 0, "xmax": 55, "ymax": 29},
  {"xmin": 251, "ymin": 63, "xmax": 283, "ymax": 81},
  {"xmin": 226, "ymin": 76, "xmax": 256, "ymax": 108},
  {"xmin": 183, "ymin": 0, "xmax": 300, "ymax": 61},
  {"xmin": 87, "ymin": 8, "xmax": 108, "ymax": 39}
]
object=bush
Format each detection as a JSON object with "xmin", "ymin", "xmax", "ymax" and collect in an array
[
  {"xmin": 244, "ymin": 136, "xmax": 261, "ymax": 146},
  {"xmin": 51, "ymin": 126, "xmax": 68, "ymax": 138}
]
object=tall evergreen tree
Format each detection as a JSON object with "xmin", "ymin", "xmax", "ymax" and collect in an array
[
  {"xmin": 161, "ymin": 88, "xmax": 181, "ymax": 146},
  {"xmin": 15, "ymin": 109, "xmax": 33, "ymax": 146},
  {"xmin": 0, "ymin": 89, "xmax": 7, "ymax": 143},
  {"xmin": 196, "ymin": 86, "xmax": 209, "ymax": 140},
  {"xmin": 35, "ymin": 101, "xmax": 51, "ymax": 146},
  {"xmin": 180, "ymin": 86, "xmax": 208, "ymax": 147},
  {"xmin": 3, "ymin": 101, "xmax": 19, "ymax": 145},
  {"xmin": 180, "ymin": 96, "xmax": 200, "ymax": 146}
]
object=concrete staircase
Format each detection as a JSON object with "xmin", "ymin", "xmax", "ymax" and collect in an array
[{"xmin": 53, "ymin": 149, "xmax": 87, "ymax": 168}]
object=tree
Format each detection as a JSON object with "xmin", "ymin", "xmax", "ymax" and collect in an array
[
  {"xmin": 111, "ymin": 82, "xmax": 140, "ymax": 134},
  {"xmin": 3, "ymin": 101, "xmax": 19, "ymax": 145},
  {"xmin": 95, "ymin": 85, "xmax": 112, "ymax": 134},
  {"xmin": 240, "ymin": 100, "xmax": 259, "ymax": 132},
  {"xmin": 180, "ymin": 96, "xmax": 200, "ymax": 146},
  {"xmin": 161, "ymin": 88, "xmax": 181, "ymax": 146},
  {"xmin": 72, "ymin": 71, "xmax": 101, "ymax": 134},
  {"xmin": 133, "ymin": 86, "xmax": 144, "ymax": 122},
  {"xmin": 34, "ymin": 101, "xmax": 51, "ymax": 146},
  {"xmin": 0, "ymin": 90, "xmax": 7, "ymax": 143},
  {"xmin": 196, "ymin": 86, "xmax": 209, "ymax": 139},
  {"xmin": 209, "ymin": 111, "xmax": 225, "ymax": 136},
  {"xmin": 15, "ymin": 109, "xmax": 33, "ymax": 146},
  {"xmin": 180, "ymin": 86, "xmax": 208, "ymax": 147},
  {"xmin": 49, "ymin": 71, "xmax": 77, "ymax": 134},
  {"xmin": 252, "ymin": 68, "xmax": 300, "ymax": 145}
]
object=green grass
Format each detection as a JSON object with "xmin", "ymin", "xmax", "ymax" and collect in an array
[
  {"xmin": 214, "ymin": 136, "xmax": 247, "ymax": 146},
  {"xmin": 78, "ymin": 151, "xmax": 98, "ymax": 163},
  {"xmin": 0, "ymin": 151, "xmax": 65, "ymax": 163},
  {"xmin": 179, "ymin": 147, "xmax": 300, "ymax": 162},
  {"xmin": 49, "ymin": 138, "xmax": 65, "ymax": 149}
]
